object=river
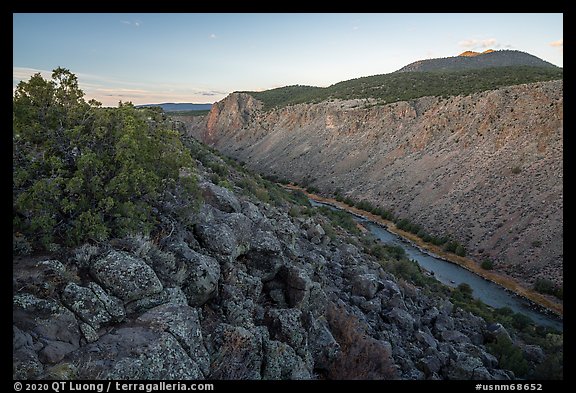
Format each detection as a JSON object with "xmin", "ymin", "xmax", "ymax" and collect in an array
[{"xmin": 308, "ymin": 199, "xmax": 563, "ymax": 331}]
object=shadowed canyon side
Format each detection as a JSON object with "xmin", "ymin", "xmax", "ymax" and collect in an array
[{"xmin": 187, "ymin": 80, "xmax": 563, "ymax": 291}]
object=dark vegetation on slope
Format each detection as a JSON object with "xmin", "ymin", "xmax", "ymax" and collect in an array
[
  {"xmin": 396, "ymin": 50, "xmax": 558, "ymax": 73},
  {"xmin": 242, "ymin": 66, "xmax": 562, "ymax": 110}
]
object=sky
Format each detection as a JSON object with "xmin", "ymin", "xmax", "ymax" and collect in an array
[{"xmin": 13, "ymin": 13, "xmax": 563, "ymax": 107}]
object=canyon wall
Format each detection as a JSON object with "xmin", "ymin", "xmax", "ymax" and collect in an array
[{"xmin": 187, "ymin": 80, "xmax": 563, "ymax": 287}]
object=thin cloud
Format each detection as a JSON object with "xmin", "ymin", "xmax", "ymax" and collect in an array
[
  {"xmin": 13, "ymin": 67, "xmax": 52, "ymax": 81},
  {"xmin": 209, "ymin": 33, "xmax": 217, "ymax": 39},
  {"xmin": 549, "ymin": 39, "xmax": 563, "ymax": 48},
  {"xmin": 121, "ymin": 20, "xmax": 141, "ymax": 28},
  {"xmin": 13, "ymin": 66, "xmax": 227, "ymax": 107},
  {"xmin": 459, "ymin": 38, "xmax": 498, "ymax": 49}
]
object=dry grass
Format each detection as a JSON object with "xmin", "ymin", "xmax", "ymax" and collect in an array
[{"xmin": 325, "ymin": 303, "xmax": 397, "ymax": 380}]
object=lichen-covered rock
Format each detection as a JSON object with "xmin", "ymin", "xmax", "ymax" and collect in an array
[
  {"xmin": 90, "ymin": 250, "xmax": 163, "ymax": 302},
  {"xmin": 242, "ymin": 229, "xmax": 284, "ymax": 281},
  {"xmin": 307, "ymin": 316, "xmax": 340, "ymax": 370},
  {"xmin": 13, "ymin": 294, "xmax": 81, "ymax": 378},
  {"xmin": 61, "ymin": 282, "xmax": 124, "ymax": 331},
  {"xmin": 262, "ymin": 339, "xmax": 311, "ymax": 379},
  {"xmin": 264, "ymin": 308, "xmax": 307, "ymax": 353},
  {"xmin": 137, "ymin": 303, "xmax": 210, "ymax": 375},
  {"xmin": 388, "ymin": 307, "xmax": 415, "ymax": 331},
  {"xmin": 199, "ymin": 181, "xmax": 241, "ymax": 213},
  {"xmin": 167, "ymin": 241, "xmax": 221, "ymax": 306},
  {"xmin": 351, "ymin": 273, "xmax": 379, "ymax": 299},
  {"xmin": 282, "ymin": 267, "xmax": 313, "ymax": 308},
  {"xmin": 13, "ymin": 294, "xmax": 81, "ymax": 348},
  {"xmin": 446, "ymin": 352, "xmax": 493, "ymax": 380},
  {"xmin": 194, "ymin": 222, "xmax": 238, "ymax": 256},
  {"xmin": 68, "ymin": 326, "xmax": 203, "ymax": 379}
]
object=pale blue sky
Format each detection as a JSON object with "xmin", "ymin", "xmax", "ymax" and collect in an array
[{"xmin": 13, "ymin": 13, "xmax": 563, "ymax": 106}]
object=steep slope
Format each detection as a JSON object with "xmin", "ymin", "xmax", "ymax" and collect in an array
[
  {"xmin": 396, "ymin": 50, "xmax": 558, "ymax": 72},
  {"xmin": 187, "ymin": 80, "xmax": 563, "ymax": 291}
]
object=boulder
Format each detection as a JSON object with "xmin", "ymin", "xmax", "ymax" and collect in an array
[
  {"xmin": 418, "ymin": 355, "xmax": 443, "ymax": 376},
  {"xmin": 446, "ymin": 353, "xmax": 493, "ymax": 380},
  {"xmin": 262, "ymin": 339, "xmax": 311, "ymax": 379},
  {"xmin": 283, "ymin": 267, "xmax": 313, "ymax": 308},
  {"xmin": 441, "ymin": 330, "xmax": 472, "ymax": 344},
  {"xmin": 307, "ymin": 316, "xmax": 340, "ymax": 370},
  {"xmin": 199, "ymin": 181, "xmax": 241, "ymax": 213},
  {"xmin": 61, "ymin": 282, "xmax": 124, "ymax": 330},
  {"xmin": 90, "ymin": 251, "xmax": 163, "ymax": 302},
  {"xmin": 264, "ymin": 309, "xmax": 307, "ymax": 353},
  {"xmin": 243, "ymin": 229, "xmax": 284, "ymax": 281},
  {"xmin": 68, "ymin": 326, "xmax": 204, "ymax": 379},
  {"xmin": 415, "ymin": 329, "xmax": 438, "ymax": 349},
  {"xmin": 194, "ymin": 222, "xmax": 238, "ymax": 257},
  {"xmin": 351, "ymin": 273, "xmax": 379, "ymax": 299},
  {"xmin": 485, "ymin": 322, "xmax": 512, "ymax": 342},
  {"xmin": 167, "ymin": 243, "xmax": 220, "ymax": 306},
  {"xmin": 388, "ymin": 307, "xmax": 415, "ymax": 331},
  {"xmin": 137, "ymin": 303, "xmax": 210, "ymax": 375}
]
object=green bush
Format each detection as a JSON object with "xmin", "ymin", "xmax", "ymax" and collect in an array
[
  {"xmin": 455, "ymin": 245, "xmax": 467, "ymax": 257},
  {"xmin": 511, "ymin": 313, "xmax": 533, "ymax": 331},
  {"xmin": 457, "ymin": 282, "xmax": 473, "ymax": 296},
  {"xmin": 318, "ymin": 206, "xmax": 359, "ymax": 235},
  {"xmin": 13, "ymin": 68, "xmax": 197, "ymax": 249},
  {"xmin": 533, "ymin": 279, "xmax": 563, "ymax": 300},
  {"xmin": 481, "ymin": 258, "xmax": 494, "ymax": 270},
  {"xmin": 487, "ymin": 334, "xmax": 529, "ymax": 377},
  {"xmin": 342, "ymin": 197, "xmax": 356, "ymax": 207}
]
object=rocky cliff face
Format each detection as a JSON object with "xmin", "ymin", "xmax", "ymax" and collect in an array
[
  {"xmin": 187, "ymin": 80, "xmax": 563, "ymax": 288},
  {"xmin": 14, "ymin": 136, "xmax": 529, "ymax": 380}
]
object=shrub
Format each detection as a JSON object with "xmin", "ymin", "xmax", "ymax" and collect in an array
[
  {"xmin": 318, "ymin": 206, "xmax": 360, "ymax": 235},
  {"xmin": 511, "ymin": 313, "xmax": 533, "ymax": 331},
  {"xmin": 457, "ymin": 282, "xmax": 473, "ymax": 296},
  {"xmin": 511, "ymin": 166, "xmax": 522, "ymax": 174},
  {"xmin": 533, "ymin": 278, "xmax": 562, "ymax": 299},
  {"xmin": 342, "ymin": 197, "xmax": 355, "ymax": 207},
  {"xmin": 306, "ymin": 185, "xmax": 320, "ymax": 194},
  {"xmin": 455, "ymin": 245, "xmax": 467, "ymax": 257},
  {"xmin": 481, "ymin": 258, "xmax": 494, "ymax": 270},
  {"xmin": 13, "ymin": 68, "xmax": 197, "ymax": 249},
  {"xmin": 487, "ymin": 334, "xmax": 529, "ymax": 377},
  {"xmin": 285, "ymin": 190, "xmax": 310, "ymax": 206}
]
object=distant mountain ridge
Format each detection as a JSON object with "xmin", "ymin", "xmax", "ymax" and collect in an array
[
  {"xmin": 396, "ymin": 49, "xmax": 558, "ymax": 73},
  {"xmin": 137, "ymin": 103, "xmax": 212, "ymax": 112}
]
